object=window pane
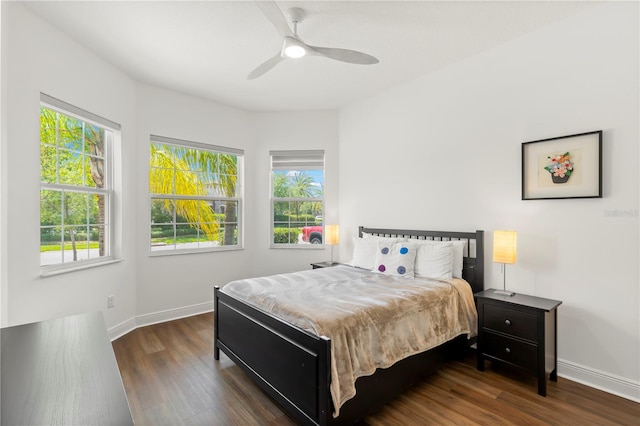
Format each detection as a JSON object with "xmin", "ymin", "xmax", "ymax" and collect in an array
[
  {"xmin": 175, "ymin": 168, "xmax": 203, "ymax": 196},
  {"xmin": 58, "ymin": 149, "xmax": 84, "ymax": 186},
  {"xmin": 196, "ymin": 200, "xmax": 215, "ymax": 223},
  {"xmin": 59, "ymin": 116, "xmax": 83, "ymax": 152},
  {"xmin": 273, "ymin": 170, "xmax": 323, "ymax": 198},
  {"xmin": 64, "ymin": 192, "xmax": 88, "ymax": 226},
  {"xmin": 175, "ymin": 147, "xmax": 196, "ymax": 171},
  {"xmin": 151, "ymin": 224, "xmax": 175, "ymax": 251},
  {"xmin": 176, "ymin": 224, "xmax": 199, "ymax": 249},
  {"xmin": 89, "ymin": 194, "xmax": 104, "ymax": 224},
  {"xmin": 198, "ymin": 227, "xmax": 220, "ymax": 248},
  {"xmin": 218, "ymin": 200, "xmax": 238, "ymax": 246},
  {"xmin": 40, "ymin": 144, "xmax": 58, "ymax": 184},
  {"xmin": 89, "ymin": 226, "xmax": 105, "ymax": 259},
  {"xmin": 85, "ymin": 155, "xmax": 105, "ymax": 188},
  {"xmin": 218, "ymin": 174, "xmax": 237, "ymax": 197},
  {"xmin": 149, "ymin": 139, "xmax": 242, "ymax": 252},
  {"xmin": 41, "ymin": 190, "xmax": 62, "ymax": 227},
  {"xmin": 62, "ymin": 226, "xmax": 90, "ymax": 262},
  {"xmin": 41, "ymin": 243, "xmax": 63, "ymax": 266},
  {"xmin": 150, "ymin": 167, "xmax": 175, "ymax": 194},
  {"xmin": 40, "ymin": 107, "xmax": 57, "ymax": 144},
  {"xmin": 151, "ymin": 199, "xmax": 175, "ymax": 224},
  {"xmin": 220, "ymin": 223, "xmax": 237, "ymax": 246},
  {"xmin": 84, "ymin": 124, "xmax": 105, "ymax": 157}
]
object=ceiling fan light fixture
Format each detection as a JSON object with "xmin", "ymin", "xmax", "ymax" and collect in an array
[
  {"xmin": 282, "ymin": 36, "xmax": 307, "ymax": 59},
  {"xmin": 284, "ymin": 44, "xmax": 306, "ymax": 58}
]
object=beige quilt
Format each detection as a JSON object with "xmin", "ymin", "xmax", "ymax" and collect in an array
[{"xmin": 221, "ymin": 265, "xmax": 477, "ymax": 417}]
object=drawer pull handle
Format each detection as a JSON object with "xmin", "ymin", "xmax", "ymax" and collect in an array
[
  {"xmin": 505, "ymin": 319, "xmax": 512, "ymax": 326},
  {"xmin": 505, "ymin": 347, "xmax": 511, "ymax": 354}
]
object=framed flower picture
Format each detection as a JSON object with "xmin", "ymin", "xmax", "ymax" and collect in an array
[{"xmin": 522, "ymin": 130, "xmax": 602, "ymax": 200}]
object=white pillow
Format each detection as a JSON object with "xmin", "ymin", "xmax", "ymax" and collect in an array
[
  {"xmin": 348, "ymin": 236, "xmax": 406, "ymax": 270},
  {"xmin": 411, "ymin": 239, "xmax": 466, "ymax": 278},
  {"xmin": 414, "ymin": 242, "xmax": 454, "ymax": 280},
  {"xmin": 372, "ymin": 241, "xmax": 417, "ymax": 278}
]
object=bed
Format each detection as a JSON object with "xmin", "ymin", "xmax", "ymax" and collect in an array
[{"xmin": 214, "ymin": 226, "xmax": 484, "ymax": 425}]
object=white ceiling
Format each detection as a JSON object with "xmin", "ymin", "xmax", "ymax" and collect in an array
[{"xmin": 23, "ymin": 0, "xmax": 596, "ymax": 112}]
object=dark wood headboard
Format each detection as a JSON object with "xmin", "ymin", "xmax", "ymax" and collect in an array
[{"xmin": 359, "ymin": 226, "xmax": 485, "ymax": 294}]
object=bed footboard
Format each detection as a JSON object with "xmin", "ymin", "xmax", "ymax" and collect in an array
[{"xmin": 214, "ymin": 286, "xmax": 332, "ymax": 426}]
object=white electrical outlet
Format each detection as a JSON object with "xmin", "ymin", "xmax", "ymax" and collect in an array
[{"xmin": 107, "ymin": 295, "xmax": 115, "ymax": 309}]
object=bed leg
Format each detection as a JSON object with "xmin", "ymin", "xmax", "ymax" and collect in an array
[{"xmin": 214, "ymin": 286, "xmax": 220, "ymax": 361}]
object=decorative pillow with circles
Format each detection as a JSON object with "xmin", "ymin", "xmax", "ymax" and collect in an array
[
  {"xmin": 347, "ymin": 236, "xmax": 406, "ymax": 270},
  {"xmin": 373, "ymin": 241, "xmax": 417, "ymax": 278}
]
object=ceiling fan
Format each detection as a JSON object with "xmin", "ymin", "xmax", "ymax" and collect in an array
[{"xmin": 248, "ymin": 0, "xmax": 379, "ymax": 80}]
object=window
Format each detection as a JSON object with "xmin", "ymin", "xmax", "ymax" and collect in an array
[
  {"xmin": 40, "ymin": 94, "xmax": 118, "ymax": 269},
  {"xmin": 271, "ymin": 150, "xmax": 325, "ymax": 247},
  {"xmin": 149, "ymin": 135, "xmax": 243, "ymax": 253}
]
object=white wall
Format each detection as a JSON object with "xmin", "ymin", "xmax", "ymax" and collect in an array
[
  {"xmin": 1, "ymin": 2, "xmax": 137, "ymax": 329},
  {"xmin": 249, "ymin": 110, "xmax": 340, "ymax": 277},
  {"xmin": 339, "ymin": 2, "xmax": 639, "ymax": 400}
]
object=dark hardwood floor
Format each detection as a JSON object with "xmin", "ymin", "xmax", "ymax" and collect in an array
[{"xmin": 112, "ymin": 313, "xmax": 639, "ymax": 425}]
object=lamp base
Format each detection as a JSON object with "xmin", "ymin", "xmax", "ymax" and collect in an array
[{"xmin": 494, "ymin": 289, "xmax": 515, "ymax": 296}]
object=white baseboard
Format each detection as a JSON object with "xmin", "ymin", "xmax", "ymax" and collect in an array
[
  {"xmin": 108, "ymin": 317, "xmax": 137, "ymax": 341},
  {"xmin": 559, "ymin": 359, "xmax": 640, "ymax": 403},
  {"xmin": 107, "ymin": 301, "xmax": 214, "ymax": 341}
]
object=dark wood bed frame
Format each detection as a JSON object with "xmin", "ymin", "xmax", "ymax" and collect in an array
[{"xmin": 214, "ymin": 227, "xmax": 484, "ymax": 425}]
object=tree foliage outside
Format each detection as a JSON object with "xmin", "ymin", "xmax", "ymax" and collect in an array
[{"xmin": 149, "ymin": 142, "xmax": 240, "ymax": 251}]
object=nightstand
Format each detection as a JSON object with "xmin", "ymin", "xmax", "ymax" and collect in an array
[
  {"xmin": 310, "ymin": 261, "xmax": 343, "ymax": 269},
  {"xmin": 475, "ymin": 289, "xmax": 562, "ymax": 396}
]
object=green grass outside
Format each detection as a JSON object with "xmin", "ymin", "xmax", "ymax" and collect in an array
[{"xmin": 40, "ymin": 241, "xmax": 100, "ymax": 252}]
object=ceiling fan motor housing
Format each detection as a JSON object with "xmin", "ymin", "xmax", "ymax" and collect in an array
[{"xmin": 287, "ymin": 7, "xmax": 305, "ymax": 25}]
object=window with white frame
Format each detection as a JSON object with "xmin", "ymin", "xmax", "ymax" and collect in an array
[
  {"xmin": 149, "ymin": 136, "xmax": 243, "ymax": 253},
  {"xmin": 39, "ymin": 94, "xmax": 117, "ymax": 269},
  {"xmin": 271, "ymin": 150, "xmax": 325, "ymax": 246}
]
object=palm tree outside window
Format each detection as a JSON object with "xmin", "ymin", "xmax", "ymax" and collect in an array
[
  {"xmin": 270, "ymin": 150, "xmax": 325, "ymax": 247},
  {"xmin": 149, "ymin": 136, "xmax": 243, "ymax": 253}
]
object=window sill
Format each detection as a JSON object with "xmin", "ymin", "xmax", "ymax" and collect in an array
[
  {"xmin": 148, "ymin": 246, "xmax": 244, "ymax": 257},
  {"xmin": 40, "ymin": 257, "xmax": 124, "ymax": 277},
  {"xmin": 270, "ymin": 244, "xmax": 326, "ymax": 249}
]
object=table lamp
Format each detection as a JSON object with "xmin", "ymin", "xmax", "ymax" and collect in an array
[
  {"xmin": 493, "ymin": 230, "xmax": 517, "ymax": 296},
  {"xmin": 325, "ymin": 224, "xmax": 340, "ymax": 264}
]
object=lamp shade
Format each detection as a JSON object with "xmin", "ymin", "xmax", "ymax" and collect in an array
[
  {"xmin": 325, "ymin": 225, "xmax": 340, "ymax": 245},
  {"xmin": 493, "ymin": 230, "xmax": 517, "ymax": 264}
]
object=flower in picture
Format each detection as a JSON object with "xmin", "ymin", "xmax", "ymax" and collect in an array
[
  {"xmin": 544, "ymin": 152, "xmax": 574, "ymax": 183},
  {"xmin": 553, "ymin": 166, "xmax": 568, "ymax": 178}
]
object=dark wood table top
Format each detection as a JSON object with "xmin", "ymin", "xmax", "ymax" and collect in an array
[{"xmin": 1, "ymin": 311, "xmax": 133, "ymax": 425}]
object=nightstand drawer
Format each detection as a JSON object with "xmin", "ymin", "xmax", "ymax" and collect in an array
[
  {"xmin": 483, "ymin": 303, "xmax": 537, "ymax": 341},
  {"xmin": 483, "ymin": 331, "xmax": 537, "ymax": 372}
]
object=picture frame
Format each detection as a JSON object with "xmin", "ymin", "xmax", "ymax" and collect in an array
[{"xmin": 522, "ymin": 130, "xmax": 602, "ymax": 200}]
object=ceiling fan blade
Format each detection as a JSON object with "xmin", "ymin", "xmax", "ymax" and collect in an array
[
  {"xmin": 255, "ymin": 0, "xmax": 294, "ymax": 38},
  {"xmin": 247, "ymin": 53, "xmax": 285, "ymax": 80},
  {"xmin": 308, "ymin": 46, "xmax": 379, "ymax": 65}
]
